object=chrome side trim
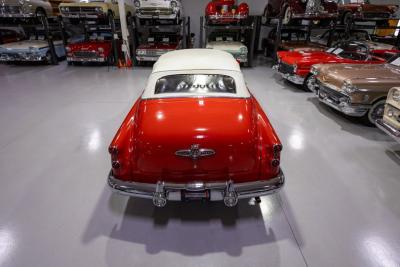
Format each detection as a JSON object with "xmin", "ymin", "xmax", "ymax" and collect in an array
[
  {"xmin": 107, "ymin": 170, "xmax": 285, "ymax": 207},
  {"xmin": 376, "ymin": 119, "xmax": 400, "ymax": 143}
]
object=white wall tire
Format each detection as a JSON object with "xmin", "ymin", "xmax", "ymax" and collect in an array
[{"xmin": 282, "ymin": 6, "xmax": 292, "ymax": 25}]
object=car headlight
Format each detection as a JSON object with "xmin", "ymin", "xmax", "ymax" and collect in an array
[
  {"xmin": 134, "ymin": 0, "xmax": 140, "ymax": 8},
  {"xmin": 342, "ymin": 80, "xmax": 357, "ymax": 94},
  {"xmin": 311, "ymin": 66, "xmax": 319, "ymax": 76},
  {"xmin": 240, "ymin": 46, "xmax": 248, "ymax": 54},
  {"xmin": 98, "ymin": 47, "xmax": 104, "ymax": 53},
  {"xmin": 95, "ymin": 7, "xmax": 103, "ymax": 12},
  {"xmin": 137, "ymin": 50, "xmax": 145, "ymax": 55},
  {"xmin": 357, "ymin": 6, "xmax": 362, "ymax": 12},
  {"xmin": 61, "ymin": 6, "xmax": 69, "ymax": 12},
  {"xmin": 66, "ymin": 47, "xmax": 71, "ymax": 52},
  {"xmin": 392, "ymin": 88, "xmax": 400, "ymax": 102},
  {"xmin": 170, "ymin": 1, "xmax": 177, "ymax": 9}
]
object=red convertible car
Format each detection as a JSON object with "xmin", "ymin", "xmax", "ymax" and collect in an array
[
  {"xmin": 108, "ymin": 49, "xmax": 284, "ymax": 207},
  {"xmin": 275, "ymin": 41, "xmax": 398, "ymax": 91},
  {"xmin": 206, "ymin": 0, "xmax": 249, "ymax": 24},
  {"xmin": 66, "ymin": 32, "xmax": 116, "ymax": 64}
]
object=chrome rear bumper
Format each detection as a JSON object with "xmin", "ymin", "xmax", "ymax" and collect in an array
[
  {"xmin": 108, "ymin": 170, "xmax": 285, "ymax": 207},
  {"xmin": 376, "ymin": 119, "xmax": 400, "ymax": 143}
]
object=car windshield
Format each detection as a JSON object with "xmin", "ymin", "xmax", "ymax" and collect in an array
[
  {"xmin": 155, "ymin": 74, "xmax": 236, "ymax": 94},
  {"xmin": 328, "ymin": 43, "xmax": 369, "ymax": 60}
]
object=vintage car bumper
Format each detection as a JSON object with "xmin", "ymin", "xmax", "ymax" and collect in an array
[
  {"xmin": 136, "ymin": 55, "xmax": 160, "ymax": 62},
  {"xmin": 136, "ymin": 8, "xmax": 177, "ymax": 19},
  {"xmin": 273, "ymin": 64, "xmax": 305, "ymax": 85},
  {"xmin": 60, "ymin": 11, "xmax": 106, "ymax": 19},
  {"xmin": 353, "ymin": 12, "xmax": 395, "ymax": 20},
  {"xmin": 67, "ymin": 56, "xmax": 105, "ymax": 63},
  {"xmin": 0, "ymin": 52, "xmax": 46, "ymax": 62},
  {"xmin": 0, "ymin": 6, "xmax": 35, "ymax": 17},
  {"xmin": 108, "ymin": 169, "xmax": 285, "ymax": 207},
  {"xmin": 292, "ymin": 11, "xmax": 338, "ymax": 19},
  {"xmin": 207, "ymin": 14, "xmax": 248, "ymax": 20},
  {"xmin": 376, "ymin": 119, "xmax": 400, "ymax": 143},
  {"xmin": 317, "ymin": 81, "xmax": 370, "ymax": 117}
]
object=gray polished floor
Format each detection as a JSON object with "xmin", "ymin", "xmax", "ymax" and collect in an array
[{"xmin": 0, "ymin": 58, "xmax": 399, "ymax": 267}]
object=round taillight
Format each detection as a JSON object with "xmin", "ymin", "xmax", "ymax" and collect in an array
[
  {"xmin": 108, "ymin": 146, "xmax": 118, "ymax": 155},
  {"xmin": 273, "ymin": 144, "xmax": 283, "ymax": 153},
  {"xmin": 271, "ymin": 159, "xmax": 280, "ymax": 167},
  {"xmin": 112, "ymin": 161, "xmax": 121, "ymax": 169}
]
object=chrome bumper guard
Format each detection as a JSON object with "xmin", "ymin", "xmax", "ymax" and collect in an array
[
  {"xmin": 317, "ymin": 81, "xmax": 369, "ymax": 117},
  {"xmin": 67, "ymin": 57, "xmax": 105, "ymax": 62},
  {"xmin": 108, "ymin": 170, "xmax": 285, "ymax": 207},
  {"xmin": 273, "ymin": 65, "xmax": 304, "ymax": 85},
  {"xmin": 376, "ymin": 119, "xmax": 400, "ymax": 143}
]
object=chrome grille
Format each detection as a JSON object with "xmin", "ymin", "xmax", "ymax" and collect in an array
[
  {"xmin": 278, "ymin": 63, "xmax": 295, "ymax": 74},
  {"xmin": 318, "ymin": 83, "xmax": 350, "ymax": 104},
  {"xmin": 139, "ymin": 7, "xmax": 173, "ymax": 15},
  {"xmin": 74, "ymin": 51, "xmax": 98, "ymax": 58},
  {"xmin": 0, "ymin": 5, "xmax": 21, "ymax": 15}
]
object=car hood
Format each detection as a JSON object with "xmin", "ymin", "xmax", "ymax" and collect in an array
[
  {"xmin": 0, "ymin": 40, "xmax": 49, "ymax": 50},
  {"xmin": 281, "ymin": 41, "xmax": 326, "ymax": 52},
  {"xmin": 67, "ymin": 41, "xmax": 111, "ymax": 51},
  {"xmin": 278, "ymin": 51, "xmax": 340, "ymax": 65},
  {"xmin": 206, "ymin": 41, "xmax": 245, "ymax": 52},
  {"xmin": 316, "ymin": 63, "xmax": 400, "ymax": 88},
  {"xmin": 130, "ymin": 97, "xmax": 260, "ymax": 183},
  {"xmin": 137, "ymin": 43, "xmax": 179, "ymax": 50}
]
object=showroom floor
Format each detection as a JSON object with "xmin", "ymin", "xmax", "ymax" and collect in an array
[{"xmin": 0, "ymin": 58, "xmax": 400, "ymax": 267}]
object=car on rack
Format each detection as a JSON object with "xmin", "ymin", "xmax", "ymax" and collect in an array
[
  {"xmin": 136, "ymin": 34, "xmax": 182, "ymax": 63},
  {"xmin": 0, "ymin": 0, "xmax": 53, "ymax": 18},
  {"xmin": 311, "ymin": 56, "xmax": 400, "ymax": 125},
  {"xmin": 206, "ymin": 33, "xmax": 248, "ymax": 64},
  {"xmin": 376, "ymin": 87, "xmax": 400, "ymax": 143},
  {"xmin": 0, "ymin": 35, "xmax": 65, "ymax": 63},
  {"xmin": 337, "ymin": 0, "xmax": 398, "ymax": 25},
  {"xmin": 134, "ymin": 0, "xmax": 182, "ymax": 23},
  {"xmin": 205, "ymin": 0, "xmax": 249, "ymax": 24},
  {"xmin": 59, "ymin": 0, "xmax": 135, "ymax": 19},
  {"xmin": 275, "ymin": 41, "xmax": 397, "ymax": 91},
  {"xmin": 263, "ymin": 0, "xmax": 338, "ymax": 25},
  {"xmin": 107, "ymin": 49, "xmax": 285, "ymax": 208},
  {"xmin": 66, "ymin": 32, "xmax": 117, "ymax": 65}
]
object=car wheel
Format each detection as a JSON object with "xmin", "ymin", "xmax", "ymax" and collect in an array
[
  {"xmin": 363, "ymin": 99, "xmax": 386, "ymax": 126},
  {"xmin": 303, "ymin": 74, "xmax": 317, "ymax": 92},
  {"xmin": 282, "ymin": 6, "xmax": 292, "ymax": 25},
  {"xmin": 342, "ymin": 12, "xmax": 353, "ymax": 25}
]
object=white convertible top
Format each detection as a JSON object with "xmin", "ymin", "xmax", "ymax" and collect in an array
[
  {"xmin": 152, "ymin": 49, "xmax": 241, "ymax": 73},
  {"xmin": 142, "ymin": 49, "xmax": 250, "ymax": 99}
]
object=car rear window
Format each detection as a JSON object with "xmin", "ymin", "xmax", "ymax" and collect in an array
[{"xmin": 155, "ymin": 74, "xmax": 236, "ymax": 94}]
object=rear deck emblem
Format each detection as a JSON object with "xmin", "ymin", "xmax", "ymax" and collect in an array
[{"xmin": 175, "ymin": 144, "xmax": 215, "ymax": 160}]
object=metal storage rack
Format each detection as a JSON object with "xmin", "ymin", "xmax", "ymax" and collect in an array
[
  {"xmin": 0, "ymin": 16, "xmax": 66, "ymax": 65},
  {"xmin": 130, "ymin": 16, "xmax": 191, "ymax": 66},
  {"xmin": 199, "ymin": 15, "xmax": 258, "ymax": 67}
]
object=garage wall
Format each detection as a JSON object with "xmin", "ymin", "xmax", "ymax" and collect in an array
[{"xmin": 182, "ymin": 0, "xmax": 400, "ymax": 48}]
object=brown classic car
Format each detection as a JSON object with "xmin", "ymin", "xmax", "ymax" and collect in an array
[
  {"xmin": 376, "ymin": 87, "xmax": 400, "ymax": 143},
  {"xmin": 263, "ymin": 0, "xmax": 338, "ymax": 25},
  {"xmin": 338, "ymin": 0, "xmax": 398, "ymax": 24},
  {"xmin": 310, "ymin": 56, "xmax": 400, "ymax": 125}
]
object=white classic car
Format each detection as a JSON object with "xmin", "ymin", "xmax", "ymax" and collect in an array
[
  {"xmin": 376, "ymin": 87, "xmax": 400, "ymax": 143},
  {"xmin": 0, "ymin": 36, "xmax": 65, "ymax": 63},
  {"xmin": 206, "ymin": 36, "xmax": 248, "ymax": 64},
  {"xmin": 0, "ymin": 0, "xmax": 53, "ymax": 17},
  {"xmin": 134, "ymin": 0, "xmax": 182, "ymax": 21}
]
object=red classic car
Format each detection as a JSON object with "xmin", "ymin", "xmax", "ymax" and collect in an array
[
  {"xmin": 108, "ymin": 49, "xmax": 284, "ymax": 207},
  {"xmin": 275, "ymin": 41, "xmax": 398, "ymax": 91},
  {"xmin": 263, "ymin": 0, "xmax": 338, "ymax": 25},
  {"xmin": 66, "ymin": 32, "xmax": 116, "ymax": 64},
  {"xmin": 338, "ymin": 0, "xmax": 398, "ymax": 24},
  {"xmin": 136, "ymin": 34, "xmax": 181, "ymax": 63},
  {"xmin": 206, "ymin": 0, "xmax": 249, "ymax": 24}
]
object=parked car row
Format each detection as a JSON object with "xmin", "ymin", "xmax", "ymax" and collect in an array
[
  {"xmin": 274, "ymin": 39, "xmax": 400, "ymax": 143},
  {"xmin": 262, "ymin": 0, "xmax": 398, "ymax": 25}
]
